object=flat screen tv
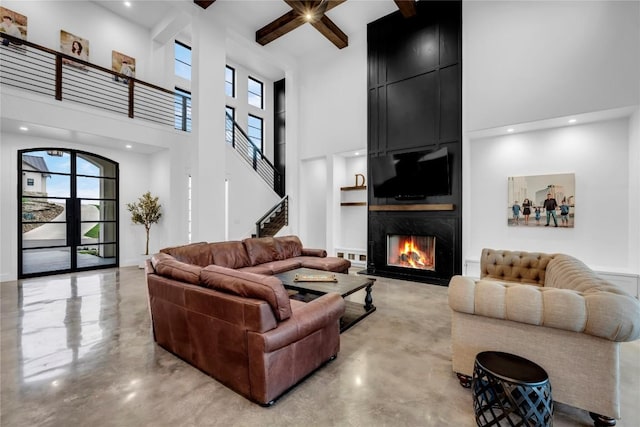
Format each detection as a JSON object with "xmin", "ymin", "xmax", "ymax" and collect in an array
[{"xmin": 371, "ymin": 147, "xmax": 450, "ymax": 200}]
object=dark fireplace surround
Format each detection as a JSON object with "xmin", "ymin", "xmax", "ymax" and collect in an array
[
  {"xmin": 365, "ymin": 2, "xmax": 462, "ymax": 286},
  {"xmin": 367, "ymin": 212, "xmax": 459, "ymax": 286}
]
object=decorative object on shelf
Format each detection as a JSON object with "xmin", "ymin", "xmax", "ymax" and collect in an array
[
  {"xmin": 127, "ymin": 192, "xmax": 162, "ymax": 266},
  {"xmin": 0, "ymin": 6, "xmax": 27, "ymax": 46},
  {"xmin": 507, "ymin": 173, "xmax": 575, "ymax": 228},
  {"xmin": 294, "ymin": 273, "xmax": 337, "ymax": 282},
  {"xmin": 112, "ymin": 50, "xmax": 135, "ymax": 84},
  {"xmin": 60, "ymin": 29, "xmax": 89, "ymax": 69},
  {"xmin": 340, "ymin": 174, "xmax": 367, "ymax": 206}
]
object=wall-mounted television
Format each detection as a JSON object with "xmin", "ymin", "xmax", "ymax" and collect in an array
[{"xmin": 371, "ymin": 147, "xmax": 450, "ymax": 200}]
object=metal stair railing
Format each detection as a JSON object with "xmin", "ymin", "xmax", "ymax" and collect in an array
[
  {"xmin": 226, "ymin": 112, "xmax": 283, "ymax": 196},
  {"xmin": 255, "ymin": 195, "xmax": 288, "ymax": 238}
]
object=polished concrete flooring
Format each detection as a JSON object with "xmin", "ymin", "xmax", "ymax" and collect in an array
[{"xmin": 1, "ymin": 267, "xmax": 639, "ymax": 426}]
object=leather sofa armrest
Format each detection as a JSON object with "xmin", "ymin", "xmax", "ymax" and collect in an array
[
  {"xmin": 259, "ymin": 293, "xmax": 345, "ymax": 352},
  {"xmin": 301, "ymin": 248, "xmax": 327, "ymax": 257},
  {"xmin": 448, "ymin": 275, "xmax": 640, "ymax": 342}
]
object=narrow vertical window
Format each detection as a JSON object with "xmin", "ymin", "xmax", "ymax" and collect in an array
[
  {"xmin": 225, "ymin": 66, "xmax": 235, "ymax": 97},
  {"xmin": 174, "ymin": 88, "xmax": 191, "ymax": 132},
  {"xmin": 225, "ymin": 106, "xmax": 235, "ymax": 145},
  {"xmin": 174, "ymin": 41, "xmax": 192, "ymax": 80},
  {"xmin": 187, "ymin": 175, "xmax": 192, "ymax": 243},
  {"xmin": 248, "ymin": 114, "xmax": 263, "ymax": 153},
  {"xmin": 248, "ymin": 76, "xmax": 263, "ymax": 109}
]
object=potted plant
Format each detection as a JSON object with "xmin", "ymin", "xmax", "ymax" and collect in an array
[{"xmin": 127, "ymin": 191, "xmax": 162, "ymax": 267}]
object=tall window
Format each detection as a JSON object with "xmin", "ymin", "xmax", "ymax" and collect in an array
[
  {"xmin": 248, "ymin": 76, "xmax": 263, "ymax": 109},
  {"xmin": 174, "ymin": 88, "xmax": 191, "ymax": 132},
  {"xmin": 175, "ymin": 41, "xmax": 191, "ymax": 80},
  {"xmin": 248, "ymin": 114, "xmax": 263, "ymax": 152},
  {"xmin": 225, "ymin": 66, "xmax": 235, "ymax": 97},
  {"xmin": 225, "ymin": 106, "xmax": 235, "ymax": 145}
]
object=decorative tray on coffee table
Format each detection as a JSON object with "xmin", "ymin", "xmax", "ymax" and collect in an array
[{"xmin": 293, "ymin": 273, "xmax": 337, "ymax": 282}]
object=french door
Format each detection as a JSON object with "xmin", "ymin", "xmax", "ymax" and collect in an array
[{"xmin": 18, "ymin": 148, "xmax": 119, "ymax": 278}]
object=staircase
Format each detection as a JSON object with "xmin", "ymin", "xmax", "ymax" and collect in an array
[{"xmin": 255, "ymin": 196, "xmax": 288, "ymax": 238}]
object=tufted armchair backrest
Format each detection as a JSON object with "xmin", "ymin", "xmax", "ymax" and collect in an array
[{"xmin": 480, "ymin": 248, "xmax": 556, "ymax": 286}]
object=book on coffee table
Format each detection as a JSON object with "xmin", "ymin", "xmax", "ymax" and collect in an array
[{"xmin": 293, "ymin": 273, "xmax": 337, "ymax": 282}]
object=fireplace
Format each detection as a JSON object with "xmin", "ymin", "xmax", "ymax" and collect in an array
[
  {"xmin": 387, "ymin": 234, "xmax": 436, "ymax": 271},
  {"xmin": 366, "ymin": 211, "xmax": 460, "ymax": 286}
]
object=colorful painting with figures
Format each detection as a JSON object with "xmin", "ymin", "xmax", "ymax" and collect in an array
[
  {"xmin": 0, "ymin": 6, "xmax": 27, "ymax": 45},
  {"xmin": 507, "ymin": 173, "xmax": 575, "ymax": 228}
]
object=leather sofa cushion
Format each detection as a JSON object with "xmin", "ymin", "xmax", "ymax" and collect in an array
[
  {"xmin": 239, "ymin": 259, "xmax": 303, "ymax": 275},
  {"xmin": 243, "ymin": 237, "xmax": 279, "ymax": 266},
  {"xmin": 208, "ymin": 241, "xmax": 251, "ymax": 269},
  {"xmin": 160, "ymin": 242, "xmax": 213, "ymax": 267},
  {"xmin": 151, "ymin": 253, "xmax": 202, "ymax": 285},
  {"xmin": 200, "ymin": 265, "xmax": 292, "ymax": 321},
  {"xmin": 274, "ymin": 235, "xmax": 303, "ymax": 259},
  {"xmin": 296, "ymin": 256, "xmax": 350, "ymax": 273}
]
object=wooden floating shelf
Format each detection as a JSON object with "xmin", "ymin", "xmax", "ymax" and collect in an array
[
  {"xmin": 341, "ymin": 202, "xmax": 367, "ymax": 207},
  {"xmin": 340, "ymin": 185, "xmax": 367, "ymax": 191},
  {"xmin": 369, "ymin": 204, "xmax": 455, "ymax": 211}
]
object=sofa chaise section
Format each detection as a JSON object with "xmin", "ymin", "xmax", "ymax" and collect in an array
[{"xmin": 146, "ymin": 255, "xmax": 345, "ymax": 405}]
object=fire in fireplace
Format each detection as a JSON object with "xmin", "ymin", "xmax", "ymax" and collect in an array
[{"xmin": 387, "ymin": 234, "xmax": 436, "ymax": 271}]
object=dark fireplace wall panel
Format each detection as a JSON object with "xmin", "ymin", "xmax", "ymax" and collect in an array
[{"xmin": 367, "ymin": 1, "xmax": 462, "ymax": 285}]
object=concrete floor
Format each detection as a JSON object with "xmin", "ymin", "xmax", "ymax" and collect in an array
[{"xmin": 1, "ymin": 267, "xmax": 639, "ymax": 426}]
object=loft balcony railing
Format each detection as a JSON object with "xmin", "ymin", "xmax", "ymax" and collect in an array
[
  {"xmin": 0, "ymin": 34, "xmax": 190, "ymax": 131},
  {"xmin": 226, "ymin": 112, "xmax": 284, "ymax": 196}
]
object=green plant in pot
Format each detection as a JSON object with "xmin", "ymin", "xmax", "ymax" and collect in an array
[{"xmin": 127, "ymin": 192, "xmax": 162, "ymax": 264}]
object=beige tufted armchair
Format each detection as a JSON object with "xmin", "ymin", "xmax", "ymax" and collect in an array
[{"xmin": 448, "ymin": 249, "xmax": 640, "ymax": 426}]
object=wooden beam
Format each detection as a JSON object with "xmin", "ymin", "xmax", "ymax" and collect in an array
[
  {"xmin": 194, "ymin": 0, "xmax": 216, "ymax": 9},
  {"xmin": 256, "ymin": 10, "xmax": 307, "ymax": 46},
  {"xmin": 393, "ymin": 0, "xmax": 417, "ymax": 18},
  {"xmin": 312, "ymin": 14, "xmax": 348, "ymax": 49}
]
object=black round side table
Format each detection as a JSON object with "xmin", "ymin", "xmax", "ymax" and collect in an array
[{"xmin": 472, "ymin": 351, "xmax": 553, "ymax": 427}]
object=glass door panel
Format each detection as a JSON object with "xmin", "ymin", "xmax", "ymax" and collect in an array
[{"xmin": 19, "ymin": 149, "xmax": 119, "ymax": 278}]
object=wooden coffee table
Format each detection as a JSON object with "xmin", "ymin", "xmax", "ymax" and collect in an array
[{"xmin": 275, "ymin": 267, "xmax": 376, "ymax": 332}]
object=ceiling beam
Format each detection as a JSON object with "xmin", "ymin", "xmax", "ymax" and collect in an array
[
  {"xmin": 393, "ymin": 0, "xmax": 417, "ymax": 18},
  {"xmin": 312, "ymin": 15, "xmax": 348, "ymax": 49},
  {"xmin": 194, "ymin": 0, "xmax": 216, "ymax": 10},
  {"xmin": 256, "ymin": 10, "xmax": 307, "ymax": 46},
  {"xmin": 256, "ymin": 0, "xmax": 349, "ymax": 48}
]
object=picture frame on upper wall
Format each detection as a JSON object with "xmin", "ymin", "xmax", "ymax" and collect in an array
[
  {"xmin": 60, "ymin": 30, "xmax": 89, "ymax": 69},
  {"xmin": 507, "ymin": 173, "xmax": 575, "ymax": 228},
  {"xmin": 0, "ymin": 6, "xmax": 27, "ymax": 46},
  {"xmin": 112, "ymin": 50, "xmax": 135, "ymax": 84}
]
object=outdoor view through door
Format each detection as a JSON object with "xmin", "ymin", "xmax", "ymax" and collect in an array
[{"xmin": 19, "ymin": 149, "xmax": 119, "ymax": 278}]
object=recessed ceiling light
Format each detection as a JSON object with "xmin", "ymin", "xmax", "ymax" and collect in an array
[
  {"xmin": 124, "ymin": 1, "xmax": 131, "ymax": 7},
  {"xmin": 507, "ymin": 128, "xmax": 514, "ymax": 133},
  {"xmin": 354, "ymin": 152, "xmax": 359, "ymax": 156},
  {"xmin": 19, "ymin": 126, "xmax": 29, "ymax": 131},
  {"xmin": 568, "ymin": 119, "xmax": 577, "ymax": 124},
  {"xmin": 125, "ymin": 144, "xmax": 132, "ymax": 149}
]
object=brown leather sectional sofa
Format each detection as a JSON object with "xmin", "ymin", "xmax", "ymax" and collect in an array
[{"xmin": 145, "ymin": 235, "xmax": 350, "ymax": 405}]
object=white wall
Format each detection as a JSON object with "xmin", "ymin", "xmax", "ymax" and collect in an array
[
  {"xmin": 297, "ymin": 36, "xmax": 368, "ymax": 160},
  {"xmin": 463, "ymin": 0, "xmax": 640, "ymax": 131},
  {"xmin": 468, "ymin": 118, "xmax": 632, "ymax": 271},
  {"xmin": 629, "ymin": 110, "xmax": 640, "ymax": 272},
  {"xmin": 299, "ymin": 157, "xmax": 328, "ymax": 249}
]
